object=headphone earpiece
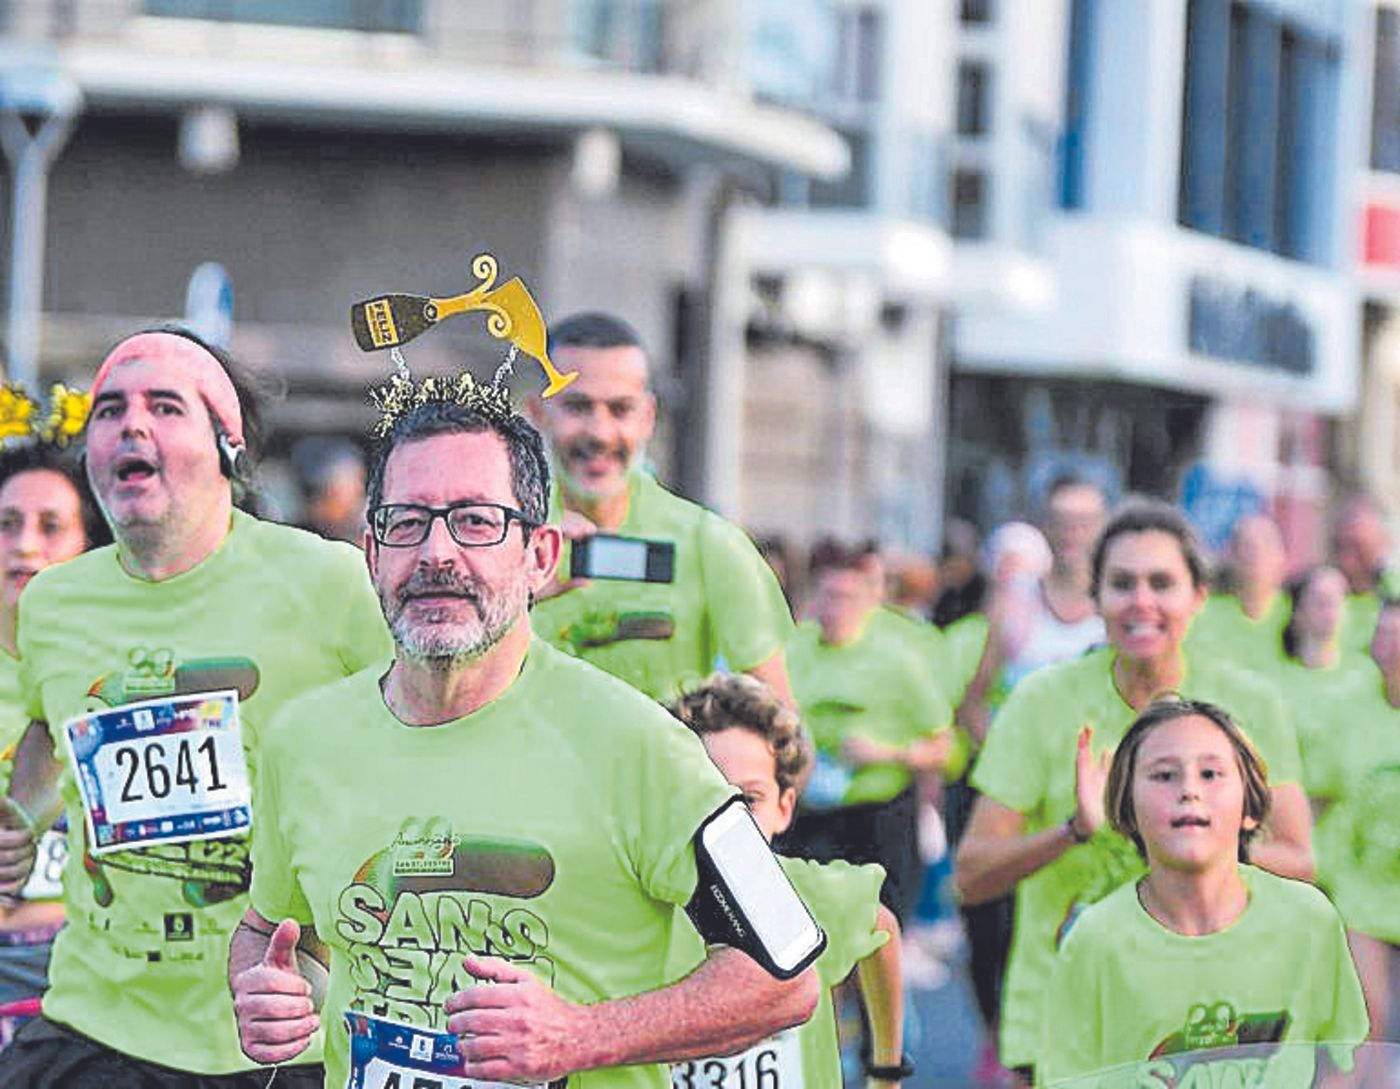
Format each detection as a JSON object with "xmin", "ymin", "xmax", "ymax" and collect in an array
[{"xmin": 216, "ymin": 432, "xmax": 248, "ymax": 479}]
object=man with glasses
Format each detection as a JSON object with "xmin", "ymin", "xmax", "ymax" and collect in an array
[
  {"xmin": 527, "ymin": 312, "xmax": 794, "ymax": 703},
  {"xmin": 229, "ymin": 387, "xmax": 818, "ymax": 1089},
  {"xmin": 0, "ymin": 328, "xmax": 390, "ymax": 1088}
]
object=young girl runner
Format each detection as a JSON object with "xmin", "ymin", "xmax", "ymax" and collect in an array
[
  {"xmin": 668, "ymin": 674, "xmax": 908, "ymax": 1088},
  {"xmin": 1038, "ymin": 698, "xmax": 1366, "ymax": 1085},
  {"xmin": 956, "ymin": 501, "xmax": 1312, "ymax": 1084}
]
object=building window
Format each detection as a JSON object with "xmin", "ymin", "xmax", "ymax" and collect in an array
[
  {"xmin": 143, "ymin": 0, "xmax": 420, "ymax": 32},
  {"xmin": 1178, "ymin": 0, "xmax": 1337, "ymax": 263},
  {"xmin": 1059, "ymin": 0, "xmax": 1095, "ymax": 209},
  {"xmin": 951, "ymin": 168, "xmax": 989, "ymax": 239},
  {"xmin": 573, "ymin": 0, "xmax": 665, "ymax": 73},
  {"xmin": 1373, "ymin": 9, "xmax": 1400, "ymax": 172},
  {"xmin": 960, "ymin": 0, "xmax": 994, "ymax": 25},
  {"xmin": 833, "ymin": 6, "xmax": 883, "ymax": 104},
  {"xmin": 956, "ymin": 61, "xmax": 992, "ymax": 137},
  {"xmin": 908, "ymin": 131, "xmax": 949, "ymax": 227}
]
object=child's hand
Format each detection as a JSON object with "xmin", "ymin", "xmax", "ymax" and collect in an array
[{"xmin": 1073, "ymin": 724, "xmax": 1111, "ymax": 838}]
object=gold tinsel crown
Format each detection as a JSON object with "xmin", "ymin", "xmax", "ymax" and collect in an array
[{"xmin": 368, "ymin": 370, "xmax": 514, "ymax": 439}]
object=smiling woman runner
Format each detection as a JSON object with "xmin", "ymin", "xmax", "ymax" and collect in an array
[
  {"xmin": 1038, "ymin": 697, "xmax": 1365, "ymax": 1086},
  {"xmin": 953, "ymin": 499, "xmax": 1313, "ymax": 1085}
]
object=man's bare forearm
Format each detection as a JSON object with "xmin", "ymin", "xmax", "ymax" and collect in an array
[
  {"xmin": 572, "ymin": 946, "xmax": 818, "ymax": 1069},
  {"xmin": 9, "ymin": 720, "xmax": 62, "ymax": 831}
]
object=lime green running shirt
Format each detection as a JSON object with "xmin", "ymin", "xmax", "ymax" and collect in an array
[
  {"xmin": 1339, "ymin": 594, "xmax": 1380, "ymax": 654},
  {"xmin": 15, "ymin": 511, "xmax": 391, "ymax": 1074},
  {"xmin": 0, "ymin": 649, "xmax": 25, "ymax": 790},
  {"xmin": 530, "ymin": 472, "xmax": 792, "ymax": 701},
  {"xmin": 787, "ymin": 613, "xmax": 954, "ymax": 807},
  {"xmin": 251, "ymin": 638, "xmax": 738, "ymax": 1089},
  {"xmin": 1304, "ymin": 669, "xmax": 1400, "ymax": 944},
  {"xmin": 969, "ymin": 646, "xmax": 1303, "ymax": 1068},
  {"xmin": 1186, "ymin": 593, "xmax": 1291, "ymax": 676},
  {"xmin": 1039, "ymin": 867, "xmax": 1366, "ymax": 1086}
]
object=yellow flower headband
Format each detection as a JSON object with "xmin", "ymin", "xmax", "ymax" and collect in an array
[{"xmin": 0, "ymin": 382, "xmax": 90, "ymax": 446}]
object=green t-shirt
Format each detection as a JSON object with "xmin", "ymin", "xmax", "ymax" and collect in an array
[
  {"xmin": 530, "ymin": 472, "xmax": 793, "ymax": 701},
  {"xmin": 667, "ymin": 856, "xmax": 886, "ymax": 1089},
  {"xmin": 251, "ymin": 638, "xmax": 738, "ymax": 1089},
  {"xmin": 15, "ymin": 510, "xmax": 391, "ymax": 1074},
  {"xmin": 1186, "ymin": 593, "xmax": 1291, "ymax": 677},
  {"xmin": 939, "ymin": 612, "xmax": 990, "ymax": 707},
  {"xmin": 969, "ymin": 646, "xmax": 1303, "ymax": 1068},
  {"xmin": 1339, "ymin": 593, "xmax": 1380, "ymax": 654},
  {"xmin": 0, "ymin": 652, "xmax": 26, "ymax": 761},
  {"xmin": 0, "ymin": 649, "xmax": 26, "ymax": 791},
  {"xmin": 0, "ymin": 648, "xmax": 65, "ymax": 905},
  {"xmin": 1039, "ymin": 868, "xmax": 1367, "ymax": 1086},
  {"xmin": 1304, "ymin": 670, "xmax": 1400, "ymax": 943},
  {"xmin": 787, "ymin": 613, "xmax": 953, "ymax": 806},
  {"xmin": 1271, "ymin": 658, "xmax": 1374, "ymax": 802}
]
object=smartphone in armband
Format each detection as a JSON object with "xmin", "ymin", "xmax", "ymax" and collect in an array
[
  {"xmin": 691, "ymin": 797, "xmax": 826, "ymax": 980},
  {"xmin": 571, "ymin": 534, "xmax": 675, "ymax": 583}
]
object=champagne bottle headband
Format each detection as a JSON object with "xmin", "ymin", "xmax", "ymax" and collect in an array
[{"xmin": 351, "ymin": 253, "xmax": 577, "ymax": 437}]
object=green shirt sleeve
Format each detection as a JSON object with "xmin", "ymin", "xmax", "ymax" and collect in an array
[
  {"xmin": 970, "ymin": 663, "xmax": 1056, "ymax": 816},
  {"xmin": 323, "ymin": 541, "xmax": 393, "ymax": 675},
  {"xmin": 249, "ymin": 706, "xmax": 314, "ymax": 926},
  {"xmin": 15, "ymin": 584, "xmax": 48, "ymax": 724},
  {"xmin": 1322, "ymin": 906, "xmax": 1370, "ymax": 1048},
  {"xmin": 697, "ymin": 512, "xmax": 794, "ymax": 674},
  {"xmin": 621, "ymin": 710, "xmax": 738, "ymax": 907},
  {"xmin": 784, "ymin": 858, "xmax": 888, "ymax": 988},
  {"xmin": 940, "ymin": 613, "xmax": 990, "ymax": 706}
]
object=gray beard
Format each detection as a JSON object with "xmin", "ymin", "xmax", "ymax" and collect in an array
[
  {"xmin": 392, "ymin": 610, "xmax": 513, "ymax": 669},
  {"xmin": 385, "ymin": 574, "xmax": 528, "ymax": 670}
]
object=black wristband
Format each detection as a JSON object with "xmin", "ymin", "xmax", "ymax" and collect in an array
[
  {"xmin": 864, "ymin": 1054, "xmax": 915, "ymax": 1080},
  {"xmin": 1065, "ymin": 816, "xmax": 1091, "ymax": 844}
]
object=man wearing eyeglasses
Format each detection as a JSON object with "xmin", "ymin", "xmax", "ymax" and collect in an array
[
  {"xmin": 229, "ymin": 392, "xmax": 818, "ymax": 1089},
  {"xmin": 527, "ymin": 312, "xmax": 794, "ymax": 703}
]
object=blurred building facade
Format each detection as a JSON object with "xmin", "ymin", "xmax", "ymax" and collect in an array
[
  {"xmin": 0, "ymin": 0, "xmax": 1395, "ymax": 562},
  {"xmin": 948, "ymin": 0, "xmax": 1367, "ymax": 566},
  {"xmin": 731, "ymin": 0, "xmax": 956, "ymax": 553},
  {"xmin": 1359, "ymin": 2, "xmax": 1400, "ymax": 527},
  {"xmin": 0, "ymin": 0, "xmax": 846, "ymax": 514}
]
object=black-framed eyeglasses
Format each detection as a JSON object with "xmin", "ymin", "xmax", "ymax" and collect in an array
[{"xmin": 369, "ymin": 502, "xmax": 538, "ymax": 548}]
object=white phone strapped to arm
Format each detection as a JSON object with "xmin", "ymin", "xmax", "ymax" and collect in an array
[{"xmin": 687, "ymin": 796, "xmax": 826, "ymax": 980}]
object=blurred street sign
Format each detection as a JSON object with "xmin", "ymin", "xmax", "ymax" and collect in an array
[
  {"xmin": 1180, "ymin": 462, "xmax": 1266, "ymax": 556},
  {"xmin": 185, "ymin": 262, "xmax": 235, "ymax": 350}
]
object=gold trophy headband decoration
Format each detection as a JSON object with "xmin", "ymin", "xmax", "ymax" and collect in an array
[{"xmin": 0, "ymin": 382, "xmax": 90, "ymax": 446}]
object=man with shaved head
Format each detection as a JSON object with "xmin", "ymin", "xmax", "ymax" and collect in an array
[{"xmin": 527, "ymin": 312, "xmax": 794, "ymax": 704}]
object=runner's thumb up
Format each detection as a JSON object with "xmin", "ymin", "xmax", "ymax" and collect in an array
[
  {"xmin": 263, "ymin": 919, "xmax": 301, "ymax": 974},
  {"xmin": 0, "ymin": 796, "xmax": 32, "ymax": 832}
]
